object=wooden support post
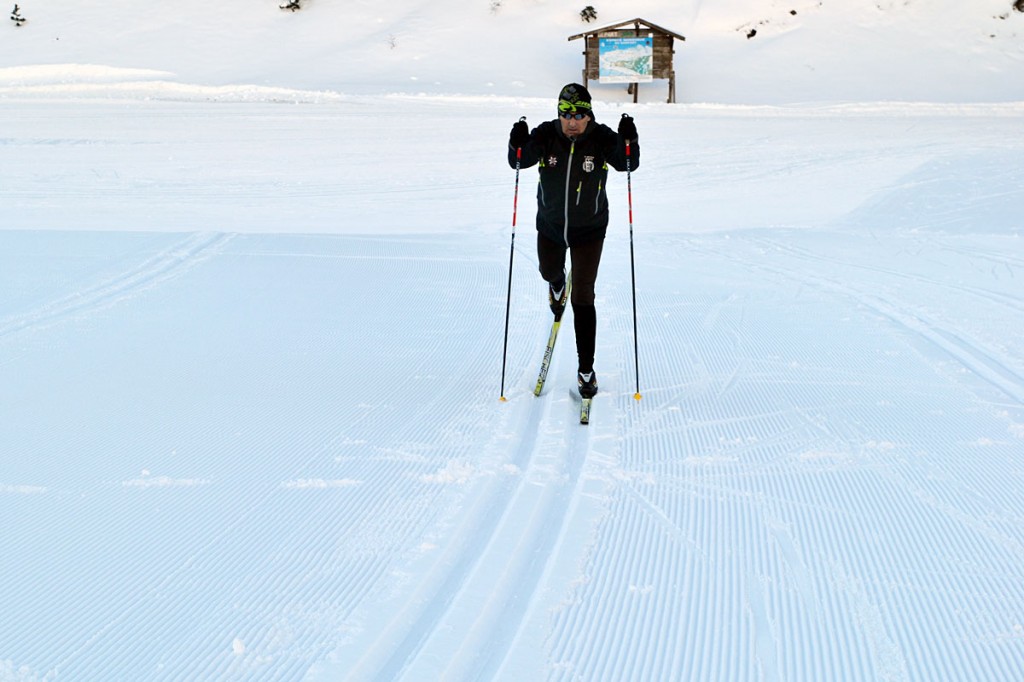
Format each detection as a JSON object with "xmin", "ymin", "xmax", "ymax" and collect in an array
[{"xmin": 582, "ymin": 43, "xmax": 589, "ymax": 88}]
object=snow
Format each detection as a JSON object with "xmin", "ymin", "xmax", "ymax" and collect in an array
[{"xmin": 1, "ymin": 0, "xmax": 1023, "ymax": 680}]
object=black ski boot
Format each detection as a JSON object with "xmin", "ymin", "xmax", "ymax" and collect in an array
[
  {"xmin": 577, "ymin": 370, "xmax": 598, "ymax": 399},
  {"xmin": 549, "ymin": 272, "xmax": 569, "ymax": 320}
]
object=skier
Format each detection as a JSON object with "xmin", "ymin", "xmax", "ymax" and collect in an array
[{"xmin": 507, "ymin": 83, "xmax": 639, "ymax": 399}]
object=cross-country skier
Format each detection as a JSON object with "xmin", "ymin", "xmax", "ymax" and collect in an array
[{"xmin": 507, "ymin": 83, "xmax": 639, "ymax": 399}]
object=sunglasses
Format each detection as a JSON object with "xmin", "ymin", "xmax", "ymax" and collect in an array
[{"xmin": 559, "ymin": 112, "xmax": 588, "ymax": 120}]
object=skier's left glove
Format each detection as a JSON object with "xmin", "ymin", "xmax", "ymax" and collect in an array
[{"xmin": 618, "ymin": 114, "xmax": 637, "ymax": 142}]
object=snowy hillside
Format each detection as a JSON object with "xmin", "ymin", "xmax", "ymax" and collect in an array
[
  {"xmin": 2, "ymin": 0, "xmax": 1024, "ymax": 680},
  {"xmin": 1, "ymin": 0, "xmax": 1023, "ymax": 102}
]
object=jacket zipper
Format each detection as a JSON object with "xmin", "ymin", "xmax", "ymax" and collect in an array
[{"xmin": 563, "ymin": 141, "xmax": 575, "ymax": 246}]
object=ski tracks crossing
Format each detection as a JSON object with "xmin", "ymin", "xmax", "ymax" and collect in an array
[
  {"xmin": 532, "ymin": 230, "xmax": 1024, "ymax": 681},
  {"xmin": 739, "ymin": 235, "xmax": 1024, "ymax": 405},
  {"xmin": 0, "ymin": 231, "xmax": 233, "ymax": 340}
]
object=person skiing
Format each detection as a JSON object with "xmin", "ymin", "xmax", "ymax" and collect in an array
[{"xmin": 507, "ymin": 83, "xmax": 639, "ymax": 399}]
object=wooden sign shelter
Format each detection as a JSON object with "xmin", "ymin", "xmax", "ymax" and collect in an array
[{"xmin": 568, "ymin": 18, "xmax": 685, "ymax": 103}]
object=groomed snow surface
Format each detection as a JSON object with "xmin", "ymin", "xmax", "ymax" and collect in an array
[
  {"xmin": 2, "ymin": 98, "xmax": 1023, "ymax": 681},
  {"xmin": 2, "ymin": 0, "xmax": 1024, "ymax": 679}
]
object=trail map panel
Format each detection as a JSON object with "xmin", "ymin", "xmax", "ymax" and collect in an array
[{"xmin": 598, "ymin": 35, "xmax": 653, "ymax": 83}]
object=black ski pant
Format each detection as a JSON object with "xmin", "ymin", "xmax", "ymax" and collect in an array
[{"xmin": 537, "ymin": 232, "xmax": 604, "ymax": 374}]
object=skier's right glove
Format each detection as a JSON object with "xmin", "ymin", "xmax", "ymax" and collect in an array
[{"xmin": 510, "ymin": 119, "xmax": 529, "ymax": 149}]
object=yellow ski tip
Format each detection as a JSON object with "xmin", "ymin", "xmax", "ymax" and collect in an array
[
  {"xmin": 634, "ymin": 393, "xmax": 642, "ymax": 401},
  {"xmin": 499, "ymin": 396, "xmax": 508, "ymax": 402}
]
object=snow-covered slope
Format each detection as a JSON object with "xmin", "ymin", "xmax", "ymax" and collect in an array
[
  {"xmin": 1, "ymin": 0, "xmax": 1022, "ymax": 102},
  {"xmin": 1, "ymin": 1, "xmax": 1023, "ymax": 681}
]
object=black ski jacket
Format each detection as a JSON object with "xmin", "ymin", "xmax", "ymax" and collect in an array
[{"xmin": 508, "ymin": 119, "xmax": 638, "ymax": 247}]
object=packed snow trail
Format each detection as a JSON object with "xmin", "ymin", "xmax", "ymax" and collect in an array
[
  {"xmin": 4, "ymin": 225, "xmax": 1024, "ymax": 681},
  {"xmin": 3, "ymin": 95, "xmax": 1024, "ymax": 682}
]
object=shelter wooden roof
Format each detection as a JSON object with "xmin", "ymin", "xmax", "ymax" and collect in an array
[{"xmin": 568, "ymin": 18, "xmax": 685, "ymax": 43}]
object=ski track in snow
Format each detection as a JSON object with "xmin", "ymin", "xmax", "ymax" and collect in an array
[
  {"xmin": 2, "ymin": 100, "xmax": 1024, "ymax": 679},
  {"xmin": 332, "ymin": 298, "xmax": 610, "ymax": 680},
  {"xmin": 714, "ymin": 236, "xmax": 1024, "ymax": 405},
  {"xmin": 0, "ymin": 232, "xmax": 232, "ymax": 339},
  {"xmin": 526, "ymin": 229, "xmax": 1024, "ymax": 681},
  {"xmin": 303, "ymin": 225, "xmax": 1024, "ymax": 675},
  {"xmin": 3, "ymin": 227, "xmax": 1024, "ymax": 681},
  {"xmin": 599, "ymin": 233, "xmax": 1024, "ymax": 681}
]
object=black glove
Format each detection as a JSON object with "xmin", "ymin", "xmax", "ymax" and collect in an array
[
  {"xmin": 510, "ymin": 119, "xmax": 529, "ymax": 149},
  {"xmin": 618, "ymin": 114, "xmax": 637, "ymax": 142}
]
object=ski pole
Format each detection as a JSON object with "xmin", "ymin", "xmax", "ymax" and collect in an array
[
  {"xmin": 624, "ymin": 117, "xmax": 641, "ymax": 401},
  {"xmin": 500, "ymin": 117, "xmax": 526, "ymax": 402}
]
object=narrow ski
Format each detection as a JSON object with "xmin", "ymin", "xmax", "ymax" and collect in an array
[
  {"xmin": 579, "ymin": 398, "xmax": 592, "ymax": 424},
  {"xmin": 534, "ymin": 272, "xmax": 571, "ymax": 396},
  {"xmin": 534, "ymin": 319, "xmax": 561, "ymax": 396}
]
